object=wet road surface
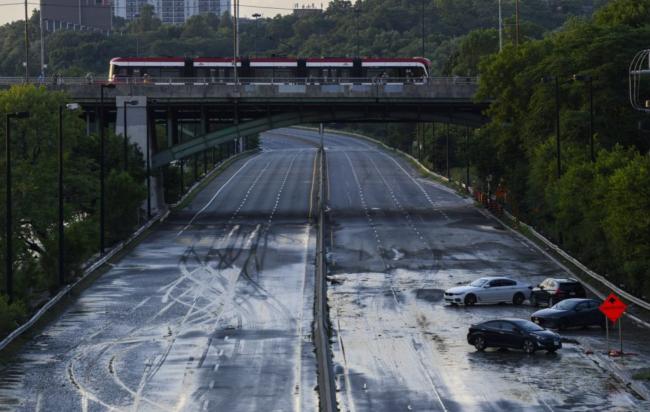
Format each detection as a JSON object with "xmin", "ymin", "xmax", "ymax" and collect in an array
[
  {"xmin": 0, "ymin": 132, "xmax": 320, "ymax": 411},
  {"xmin": 283, "ymin": 129, "xmax": 650, "ymax": 412},
  {"xmin": 1, "ymin": 127, "xmax": 650, "ymax": 411}
]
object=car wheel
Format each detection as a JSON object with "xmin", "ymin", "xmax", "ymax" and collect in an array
[
  {"xmin": 522, "ymin": 339, "xmax": 536, "ymax": 354},
  {"xmin": 546, "ymin": 348, "xmax": 557, "ymax": 354},
  {"xmin": 474, "ymin": 335, "xmax": 486, "ymax": 351},
  {"xmin": 464, "ymin": 294, "xmax": 477, "ymax": 306},
  {"xmin": 531, "ymin": 295, "xmax": 539, "ymax": 308},
  {"xmin": 513, "ymin": 292, "xmax": 525, "ymax": 306}
]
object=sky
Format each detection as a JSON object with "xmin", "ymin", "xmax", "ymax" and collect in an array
[{"xmin": 0, "ymin": 1, "xmax": 321, "ymax": 26}]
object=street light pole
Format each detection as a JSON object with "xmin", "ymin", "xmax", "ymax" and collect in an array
[
  {"xmin": 421, "ymin": 0, "xmax": 425, "ymax": 56},
  {"xmin": 446, "ymin": 122, "xmax": 450, "ymax": 180},
  {"xmin": 466, "ymin": 126, "xmax": 471, "ymax": 190},
  {"xmin": 572, "ymin": 75, "xmax": 595, "ymax": 162},
  {"xmin": 57, "ymin": 103, "xmax": 79, "ymax": 287},
  {"xmin": 252, "ymin": 13, "xmax": 261, "ymax": 58},
  {"xmin": 498, "ymin": 0, "xmax": 503, "ymax": 52},
  {"xmin": 145, "ymin": 106, "xmax": 151, "ymax": 219},
  {"xmin": 24, "ymin": 0, "xmax": 29, "ymax": 82},
  {"xmin": 355, "ymin": 5, "xmax": 360, "ymax": 57},
  {"xmin": 542, "ymin": 76, "xmax": 562, "ymax": 178},
  {"xmin": 99, "ymin": 83, "xmax": 115, "ymax": 255},
  {"xmin": 5, "ymin": 111, "xmax": 30, "ymax": 303}
]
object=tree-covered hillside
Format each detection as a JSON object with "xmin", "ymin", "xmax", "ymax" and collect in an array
[{"xmin": 0, "ymin": 0, "xmax": 604, "ymax": 77}]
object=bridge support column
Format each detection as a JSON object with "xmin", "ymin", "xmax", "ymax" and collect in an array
[{"xmin": 116, "ymin": 96, "xmax": 165, "ymax": 216}]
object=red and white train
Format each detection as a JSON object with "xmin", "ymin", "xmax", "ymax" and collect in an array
[{"xmin": 108, "ymin": 57, "xmax": 431, "ymax": 82}]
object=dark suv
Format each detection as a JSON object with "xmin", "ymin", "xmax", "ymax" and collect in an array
[{"xmin": 530, "ymin": 278, "xmax": 586, "ymax": 307}]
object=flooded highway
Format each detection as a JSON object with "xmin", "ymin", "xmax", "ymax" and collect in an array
[
  {"xmin": 0, "ymin": 128, "xmax": 649, "ymax": 411},
  {"xmin": 302, "ymin": 129, "xmax": 650, "ymax": 412}
]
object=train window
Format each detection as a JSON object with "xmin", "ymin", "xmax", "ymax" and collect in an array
[
  {"xmin": 366, "ymin": 68, "xmax": 384, "ymax": 78},
  {"xmin": 161, "ymin": 68, "xmax": 181, "ymax": 78},
  {"xmin": 142, "ymin": 68, "xmax": 161, "ymax": 77},
  {"xmin": 275, "ymin": 68, "xmax": 294, "ymax": 79},
  {"xmin": 252, "ymin": 68, "xmax": 273, "ymax": 79}
]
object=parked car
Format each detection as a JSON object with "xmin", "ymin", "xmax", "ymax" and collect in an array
[
  {"xmin": 531, "ymin": 298, "xmax": 605, "ymax": 330},
  {"xmin": 444, "ymin": 276, "xmax": 532, "ymax": 306},
  {"xmin": 530, "ymin": 278, "xmax": 586, "ymax": 307},
  {"xmin": 467, "ymin": 319, "xmax": 562, "ymax": 354}
]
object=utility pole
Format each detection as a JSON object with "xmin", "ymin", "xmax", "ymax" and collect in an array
[
  {"xmin": 515, "ymin": 0, "xmax": 520, "ymax": 47},
  {"xmin": 39, "ymin": 3, "xmax": 45, "ymax": 78},
  {"xmin": 24, "ymin": 0, "xmax": 29, "ymax": 82}
]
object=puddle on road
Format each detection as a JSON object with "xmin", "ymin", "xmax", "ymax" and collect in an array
[{"xmin": 414, "ymin": 288, "xmax": 444, "ymax": 302}]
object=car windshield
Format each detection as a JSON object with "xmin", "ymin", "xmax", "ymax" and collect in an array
[
  {"xmin": 553, "ymin": 300, "xmax": 577, "ymax": 310},
  {"xmin": 513, "ymin": 320, "xmax": 544, "ymax": 332},
  {"xmin": 469, "ymin": 278, "xmax": 488, "ymax": 287}
]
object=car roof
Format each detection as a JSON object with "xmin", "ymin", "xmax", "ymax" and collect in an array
[
  {"xmin": 557, "ymin": 298, "xmax": 597, "ymax": 304},
  {"xmin": 478, "ymin": 276, "xmax": 514, "ymax": 281},
  {"xmin": 545, "ymin": 277, "xmax": 580, "ymax": 283}
]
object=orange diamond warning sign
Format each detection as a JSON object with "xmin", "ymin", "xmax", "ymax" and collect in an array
[{"xmin": 599, "ymin": 293, "xmax": 628, "ymax": 323}]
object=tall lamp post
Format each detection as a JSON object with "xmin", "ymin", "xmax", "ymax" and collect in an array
[
  {"xmin": 5, "ymin": 111, "xmax": 30, "ymax": 302},
  {"xmin": 146, "ymin": 105, "xmax": 152, "ymax": 219},
  {"xmin": 542, "ymin": 76, "xmax": 562, "ymax": 178},
  {"xmin": 354, "ymin": 5, "xmax": 360, "ymax": 57},
  {"xmin": 420, "ymin": 0, "xmax": 425, "ymax": 56},
  {"xmin": 572, "ymin": 74, "xmax": 595, "ymax": 163},
  {"xmin": 99, "ymin": 83, "xmax": 115, "ymax": 255},
  {"xmin": 58, "ymin": 103, "xmax": 80, "ymax": 287},
  {"xmin": 123, "ymin": 99, "xmax": 138, "ymax": 171},
  {"xmin": 252, "ymin": 13, "xmax": 262, "ymax": 57}
]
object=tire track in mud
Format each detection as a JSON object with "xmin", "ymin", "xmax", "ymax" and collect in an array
[{"xmin": 64, "ymin": 152, "xmax": 306, "ymax": 411}]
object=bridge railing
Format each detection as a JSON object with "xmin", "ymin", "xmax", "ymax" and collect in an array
[{"xmin": 0, "ymin": 76, "xmax": 479, "ymax": 87}]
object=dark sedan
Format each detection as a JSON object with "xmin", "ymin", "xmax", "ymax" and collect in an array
[
  {"xmin": 531, "ymin": 298, "xmax": 605, "ymax": 330},
  {"xmin": 467, "ymin": 319, "xmax": 562, "ymax": 354}
]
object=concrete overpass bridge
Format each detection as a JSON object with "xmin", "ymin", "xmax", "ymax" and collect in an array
[
  {"xmin": 6, "ymin": 78, "xmax": 489, "ymax": 211},
  {"xmin": 54, "ymin": 78, "xmax": 489, "ymax": 166}
]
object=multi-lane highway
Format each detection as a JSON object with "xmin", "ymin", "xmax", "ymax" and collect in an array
[
  {"xmin": 0, "ymin": 132, "xmax": 321, "ymax": 411},
  {"xmin": 0, "ymin": 127, "xmax": 649, "ymax": 411}
]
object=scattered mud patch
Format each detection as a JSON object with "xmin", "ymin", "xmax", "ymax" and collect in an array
[{"xmin": 415, "ymin": 288, "xmax": 444, "ymax": 302}]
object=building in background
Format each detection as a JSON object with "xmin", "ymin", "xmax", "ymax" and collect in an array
[
  {"xmin": 41, "ymin": 0, "xmax": 113, "ymax": 32},
  {"xmin": 292, "ymin": 3, "xmax": 322, "ymax": 18},
  {"xmin": 113, "ymin": 0, "xmax": 230, "ymax": 24}
]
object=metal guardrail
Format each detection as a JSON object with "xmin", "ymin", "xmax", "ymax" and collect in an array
[
  {"xmin": 505, "ymin": 211, "xmax": 650, "ymax": 311},
  {"xmin": 0, "ymin": 76, "xmax": 479, "ymax": 87}
]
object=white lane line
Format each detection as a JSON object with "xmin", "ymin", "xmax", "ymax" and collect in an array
[
  {"xmin": 377, "ymin": 151, "xmax": 450, "ymax": 220},
  {"xmin": 177, "ymin": 153, "xmax": 261, "ymax": 236}
]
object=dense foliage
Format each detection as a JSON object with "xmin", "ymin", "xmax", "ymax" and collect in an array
[
  {"xmin": 474, "ymin": 0, "xmax": 650, "ymax": 298},
  {"xmin": 0, "ymin": 0, "xmax": 603, "ymax": 77},
  {"xmin": 0, "ymin": 86, "xmax": 146, "ymax": 335}
]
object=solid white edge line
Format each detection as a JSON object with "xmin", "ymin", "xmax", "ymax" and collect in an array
[{"xmin": 176, "ymin": 153, "xmax": 261, "ymax": 236}]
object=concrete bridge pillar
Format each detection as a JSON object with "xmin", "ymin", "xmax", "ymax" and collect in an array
[{"xmin": 115, "ymin": 96, "xmax": 165, "ymax": 216}]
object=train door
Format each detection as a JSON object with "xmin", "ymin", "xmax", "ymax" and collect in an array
[
  {"xmin": 183, "ymin": 58, "xmax": 193, "ymax": 78},
  {"xmin": 297, "ymin": 59, "xmax": 307, "ymax": 79}
]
